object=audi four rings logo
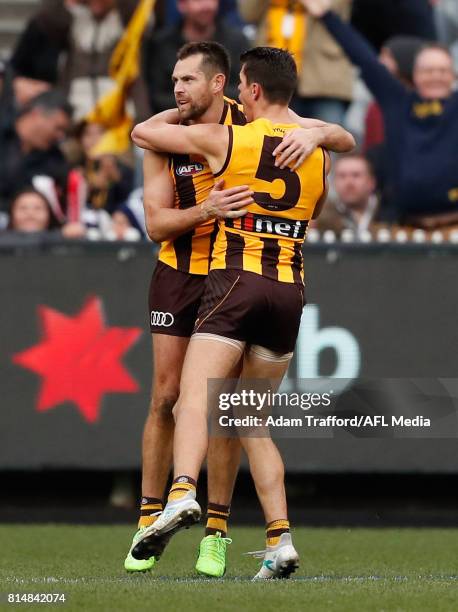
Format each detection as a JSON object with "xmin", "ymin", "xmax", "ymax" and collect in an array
[{"xmin": 151, "ymin": 311, "xmax": 174, "ymax": 327}]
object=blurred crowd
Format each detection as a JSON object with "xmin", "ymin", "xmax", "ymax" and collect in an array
[{"xmin": 0, "ymin": 0, "xmax": 457, "ymax": 244}]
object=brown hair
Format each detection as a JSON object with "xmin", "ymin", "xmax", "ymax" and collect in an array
[
  {"xmin": 8, "ymin": 187, "xmax": 59, "ymax": 230},
  {"xmin": 240, "ymin": 47, "xmax": 298, "ymax": 105},
  {"xmin": 176, "ymin": 41, "xmax": 230, "ymax": 82}
]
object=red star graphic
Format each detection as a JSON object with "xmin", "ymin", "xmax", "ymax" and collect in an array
[{"xmin": 13, "ymin": 297, "xmax": 142, "ymax": 423}]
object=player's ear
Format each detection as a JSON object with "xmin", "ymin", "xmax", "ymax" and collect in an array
[
  {"xmin": 213, "ymin": 73, "xmax": 226, "ymax": 94},
  {"xmin": 252, "ymin": 83, "xmax": 261, "ymax": 101}
]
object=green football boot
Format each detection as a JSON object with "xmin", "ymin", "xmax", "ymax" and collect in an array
[
  {"xmin": 124, "ymin": 528, "xmax": 156, "ymax": 572},
  {"xmin": 195, "ymin": 532, "xmax": 232, "ymax": 577}
]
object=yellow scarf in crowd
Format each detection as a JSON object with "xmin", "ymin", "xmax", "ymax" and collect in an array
[
  {"xmin": 266, "ymin": 0, "xmax": 307, "ymax": 73},
  {"xmin": 86, "ymin": 0, "xmax": 155, "ymax": 156}
]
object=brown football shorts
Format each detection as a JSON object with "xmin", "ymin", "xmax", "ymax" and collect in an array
[
  {"xmin": 194, "ymin": 269, "xmax": 305, "ymax": 354},
  {"xmin": 149, "ymin": 261, "xmax": 206, "ymax": 336}
]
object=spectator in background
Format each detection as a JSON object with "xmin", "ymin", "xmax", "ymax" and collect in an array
[
  {"xmin": 0, "ymin": 38, "xmax": 56, "ymax": 137},
  {"xmin": 363, "ymin": 36, "xmax": 424, "ymax": 204},
  {"xmin": 7, "ymin": 188, "xmax": 60, "ymax": 233},
  {"xmin": 1, "ymin": 1, "xmax": 75, "ymax": 135},
  {"xmin": 364, "ymin": 36, "xmax": 425, "ymax": 152},
  {"xmin": 62, "ymin": 0, "xmax": 148, "ymax": 121},
  {"xmin": 108, "ymin": 203, "xmax": 145, "ymax": 241},
  {"xmin": 72, "ymin": 121, "xmax": 134, "ymax": 214},
  {"xmin": 87, "ymin": 188, "xmax": 146, "ymax": 242},
  {"xmin": 9, "ymin": 0, "xmax": 149, "ymax": 122},
  {"xmin": 351, "ymin": 0, "xmax": 436, "ymax": 51},
  {"xmin": 303, "ymin": 0, "xmax": 458, "ymax": 229},
  {"xmin": 0, "ymin": 64, "xmax": 52, "ymax": 136},
  {"xmin": 3, "ymin": 186, "xmax": 85, "ymax": 240},
  {"xmin": 86, "ymin": 155, "xmax": 134, "ymax": 214},
  {"xmin": 315, "ymin": 154, "xmax": 378, "ymax": 237},
  {"xmin": 144, "ymin": 0, "xmax": 249, "ymax": 112},
  {"xmin": 0, "ymin": 91, "xmax": 71, "ymax": 213},
  {"xmin": 9, "ymin": 0, "xmax": 73, "ymax": 88},
  {"xmin": 2, "ymin": 185, "xmax": 115, "ymax": 242},
  {"xmin": 238, "ymin": 0, "xmax": 354, "ymax": 124}
]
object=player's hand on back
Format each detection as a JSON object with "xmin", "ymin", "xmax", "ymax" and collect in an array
[
  {"xmin": 273, "ymin": 127, "xmax": 322, "ymax": 171},
  {"xmin": 201, "ymin": 180, "xmax": 254, "ymax": 220}
]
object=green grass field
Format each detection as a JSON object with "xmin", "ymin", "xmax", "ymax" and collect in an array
[{"xmin": 0, "ymin": 526, "xmax": 457, "ymax": 611}]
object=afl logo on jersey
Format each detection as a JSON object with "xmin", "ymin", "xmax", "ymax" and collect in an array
[{"xmin": 175, "ymin": 163, "xmax": 204, "ymax": 177}]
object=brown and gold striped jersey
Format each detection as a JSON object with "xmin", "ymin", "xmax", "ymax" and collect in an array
[
  {"xmin": 158, "ymin": 99, "xmax": 247, "ymax": 275},
  {"xmin": 210, "ymin": 118, "xmax": 326, "ymax": 284}
]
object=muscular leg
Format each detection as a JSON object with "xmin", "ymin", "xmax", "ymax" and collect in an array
[
  {"xmin": 133, "ymin": 339, "xmax": 290, "ymax": 569},
  {"xmin": 141, "ymin": 334, "xmax": 189, "ymax": 499},
  {"xmin": 172, "ymin": 337, "xmax": 244, "ymax": 482},
  {"xmin": 237, "ymin": 351, "xmax": 298, "ymax": 580},
  {"xmin": 142, "ymin": 341, "xmax": 244, "ymax": 576},
  {"xmin": 125, "ymin": 333, "xmax": 191, "ymax": 568},
  {"xmin": 237, "ymin": 351, "xmax": 291, "ymax": 524},
  {"xmin": 206, "ymin": 360, "xmax": 242, "ymax": 508}
]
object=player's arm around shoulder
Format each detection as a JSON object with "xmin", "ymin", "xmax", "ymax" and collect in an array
[
  {"xmin": 291, "ymin": 115, "xmax": 355, "ymax": 153},
  {"xmin": 312, "ymin": 149, "xmax": 332, "ymax": 220},
  {"xmin": 131, "ymin": 122, "xmax": 229, "ymax": 171},
  {"xmin": 274, "ymin": 111, "xmax": 355, "ymax": 170},
  {"xmin": 130, "ymin": 109, "xmax": 180, "ymax": 150}
]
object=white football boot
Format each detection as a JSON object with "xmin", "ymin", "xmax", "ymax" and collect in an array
[
  {"xmin": 131, "ymin": 492, "xmax": 201, "ymax": 560},
  {"xmin": 247, "ymin": 533, "xmax": 299, "ymax": 580}
]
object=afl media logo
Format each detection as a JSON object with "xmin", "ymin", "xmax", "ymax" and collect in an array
[
  {"xmin": 175, "ymin": 163, "xmax": 204, "ymax": 177},
  {"xmin": 151, "ymin": 311, "xmax": 174, "ymax": 327}
]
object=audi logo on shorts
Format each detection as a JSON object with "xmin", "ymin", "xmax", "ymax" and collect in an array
[{"xmin": 151, "ymin": 311, "xmax": 175, "ymax": 327}]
